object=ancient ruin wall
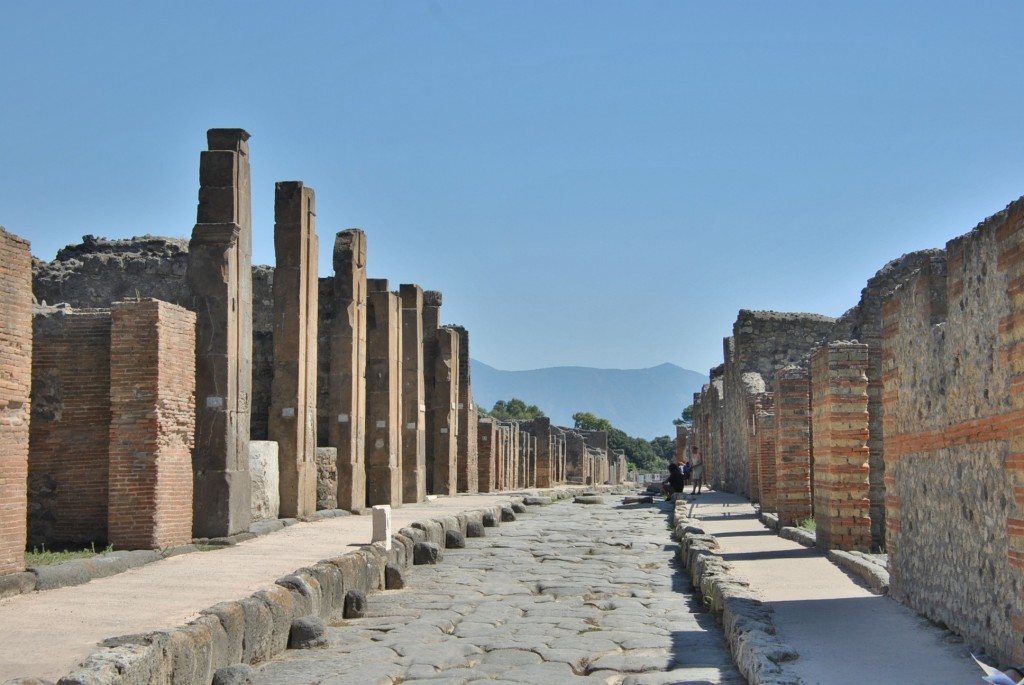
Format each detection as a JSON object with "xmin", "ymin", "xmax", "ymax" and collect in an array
[
  {"xmin": 824, "ymin": 249, "xmax": 946, "ymax": 549},
  {"xmin": 774, "ymin": 366, "xmax": 813, "ymax": 526},
  {"xmin": 0, "ymin": 229, "xmax": 32, "ymax": 575},
  {"xmin": 107, "ymin": 299, "xmax": 196, "ymax": 549},
  {"xmin": 811, "ymin": 342, "xmax": 871, "ymax": 552},
  {"xmin": 722, "ymin": 311, "xmax": 835, "ymax": 496},
  {"xmin": 29, "ymin": 308, "xmax": 112, "ymax": 547},
  {"xmin": 883, "ymin": 199, "xmax": 1024, "ymax": 666}
]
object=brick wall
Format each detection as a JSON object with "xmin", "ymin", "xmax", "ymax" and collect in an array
[
  {"xmin": 745, "ymin": 393, "xmax": 763, "ymax": 502},
  {"xmin": 29, "ymin": 308, "xmax": 112, "ymax": 548},
  {"xmin": 773, "ymin": 366, "xmax": 813, "ymax": 526},
  {"xmin": 0, "ymin": 228, "xmax": 32, "ymax": 575},
  {"xmin": 811, "ymin": 342, "xmax": 871, "ymax": 552},
  {"xmin": 754, "ymin": 393, "xmax": 776, "ymax": 512},
  {"xmin": 108, "ymin": 299, "xmax": 196, "ymax": 549},
  {"xmin": 883, "ymin": 197, "xmax": 1024, "ymax": 666}
]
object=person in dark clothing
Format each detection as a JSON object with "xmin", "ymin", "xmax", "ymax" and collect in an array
[{"xmin": 661, "ymin": 462, "xmax": 687, "ymax": 500}]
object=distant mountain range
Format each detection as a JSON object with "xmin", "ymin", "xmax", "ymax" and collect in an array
[{"xmin": 470, "ymin": 360, "xmax": 708, "ymax": 440}]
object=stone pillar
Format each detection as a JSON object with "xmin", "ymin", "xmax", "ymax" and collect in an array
[
  {"xmin": 477, "ymin": 417, "xmax": 497, "ymax": 493},
  {"xmin": 450, "ymin": 326, "xmax": 478, "ymax": 493},
  {"xmin": 812, "ymin": 342, "xmax": 871, "ymax": 551},
  {"xmin": 774, "ymin": 366, "xmax": 813, "ymax": 527},
  {"xmin": 187, "ymin": 128, "xmax": 253, "ymax": 538},
  {"xmin": 269, "ymin": 181, "xmax": 318, "ymax": 518},
  {"xmin": 365, "ymin": 284, "xmax": 402, "ymax": 507},
  {"xmin": 675, "ymin": 425, "xmax": 688, "ymax": 464},
  {"xmin": 0, "ymin": 228, "xmax": 31, "ymax": 575},
  {"xmin": 108, "ymin": 299, "xmax": 196, "ymax": 549},
  {"xmin": 400, "ymin": 284, "xmax": 426, "ymax": 503},
  {"xmin": 745, "ymin": 394, "xmax": 762, "ymax": 502},
  {"xmin": 529, "ymin": 417, "xmax": 553, "ymax": 487},
  {"xmin": 329, "ymin": 229, "xmax": 367, "ymax": 512},
  {"xmin": 424, "ymin": 293, "xmax": 458, "ymax": 495}
]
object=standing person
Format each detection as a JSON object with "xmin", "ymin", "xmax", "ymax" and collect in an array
[{"xmin": 690, "ymin": 447, "xmax": 704, "ymax": 496}]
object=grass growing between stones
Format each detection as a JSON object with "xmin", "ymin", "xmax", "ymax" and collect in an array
[
  {"xmin": 25, "ymin": 542, "xmax": 113, "ymax": 566},
  {"xmin": 797, "ymin": 517, "xmax": 816, "ymax": 531}
]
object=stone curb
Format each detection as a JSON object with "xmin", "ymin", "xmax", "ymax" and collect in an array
[
  {"xmin": 672, "ymin": 501, "xmax": 805, "ymax": 685},
  {"xmin": 51, "ymin": 486, "xmax": 623, "ymax": 685}
]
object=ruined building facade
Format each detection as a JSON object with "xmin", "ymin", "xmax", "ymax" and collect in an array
[{"xmin": 688, "ymin": 198, "xmax": 1024, "ymax": 667}]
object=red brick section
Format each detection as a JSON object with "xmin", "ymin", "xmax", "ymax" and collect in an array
[
  {"xmin": 745, "ymin": 393, "xmax": 761, "ymax": 502},
  {"xmin": 755, "ymin": 393, "xmax": 776, "ymax": 513},
  {"xmin": 996, "ymin": 207, "xmax": 1024, "ymax": 667},
  {"xmin": 811, "ymin": 343, "xmax": 871, "ymax": 551},
  {"xmin": 774, "ymin": 367, "xmax": 812, "ymax": 526},
  {"xmin": 30, "ymin": 309, "xmax": 112, "ymax": 547},
  {"xmin": 0, "ymin": 229, "xmax": 32, "ymax": 575},
  {"xmin": 675, "ymin": 425, "xmax": 688, "ymax": 464},
  {"xmin": 108, "ymin": 300, "xmax": 196, "ymax": 549}
]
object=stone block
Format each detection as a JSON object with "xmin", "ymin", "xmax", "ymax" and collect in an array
[
  {"xmin": 249, "ymin": 441, "xmax": 280, "ymax": 521},
  {"xmin": 372, "ymin": 505, "xmax": 392, "ymax": 550}
]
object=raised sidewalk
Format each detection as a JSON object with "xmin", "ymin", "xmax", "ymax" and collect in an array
[
  {"xmin": 673, "ymin": 489, "xmax": 985, "ymax": 685},
  {"xmin": 0, "ymin": 492, "xmax": 557, "ymax": 683}
]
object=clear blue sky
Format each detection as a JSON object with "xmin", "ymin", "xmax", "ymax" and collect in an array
[{"xmin": 3, "ymin": 2, "xmax": 1023, "ymax": 374}]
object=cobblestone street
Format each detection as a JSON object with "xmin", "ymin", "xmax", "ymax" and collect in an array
[{"xmin": 254, "ymin": 495, "xmax": 745, "ymax": 685}]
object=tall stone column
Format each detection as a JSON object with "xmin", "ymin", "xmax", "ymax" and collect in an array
[
  {"xmin": 400, "ymin": 284, "xmax": 426, "ymax": 503},
  {"xmin": 0, "ymin": 228, "xmax": 31, "ymax": 576},
  {"xmin": 773, "ymin": 366, "xmax": 813, "ymax": 526},
  {"xmin": 329, "ymin": 230, "xmax": 367, "ymax": 512},
  {"xmin": 477, "ymin": 417, "xmax": 496, "ymax": 492},
  {"xmin": 187, "ymin": 128, "xmax": 253, "ymax": 538},
  {"xmin": 529, "ymin": 417, "xmax": 553, "ymax": 487},
  {"xmin": 450, "ymin": 326, "xmax": 478, "ymax": 493},
  {"xmin": 269, "ymin": 181, "xmax": 318, "ymax": 518},
  {"xmin": 366, "ymin": 283, "xmax": 402, "ymax": 506},
  {"xmin": 424, "ymin": 292, "xmax": 458, "ymax": 495}
]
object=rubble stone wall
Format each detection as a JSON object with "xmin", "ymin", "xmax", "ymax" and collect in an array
[{"xmin": 883, "ymin": 198, "xmax": 1024, "ymax": 666}]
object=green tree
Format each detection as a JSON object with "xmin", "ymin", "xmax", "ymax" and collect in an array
[
  {"xmin": 650, "ymin": 435, "xmax": 676, "ymax": 463},
  {"xmin": 672, "ymin": 404, "xmax": 694, "ymax": 426},
  {"xmin": 489, "ymin": 398, "xmax": 545, "ymax": 420},
  {"xmin": 572, "ymin": 411, "xmax": 667, "ymax": 472},
  {"xmin": 572, "ymin": 411, "xmax": 613, "ymax": 432}
]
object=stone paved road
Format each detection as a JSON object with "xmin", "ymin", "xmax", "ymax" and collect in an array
[{"xmin": 254, "ymin": 495, "xmax": 746, "ymax": 685}]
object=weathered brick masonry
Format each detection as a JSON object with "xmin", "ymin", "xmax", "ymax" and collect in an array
[
  {"xmin": 30, "ymin": 308, "xmax": 112, "ymax": 547},
  {"xmin": 773, "ymin": 366, "xmax": 812, "ymax": 526},
  {"xmin": 811, "ymin": 342, "xmax": 871, "ymax": 552},
  {"xmin": 108, "ymin": 299, "xmax": 196, "ymax": 549},
  {"xmin": 883, "ymin": 200, "xmax": 1024, "ymax": 666},
  {"xmin": 0, "ymin": 229, "xmax": 32, "ymax": 574}
]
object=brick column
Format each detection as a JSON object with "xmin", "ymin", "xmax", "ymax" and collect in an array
[
  {"xmin": 774, "ymin": 366, "xmax": 812, "ymax": 526},
  {"xmin": 812, "ymin": 342, "xmax": 871, "ymax": 551},
  {"xmin": 30, "ymin": 309, "xmax": 111, "ymax": 547},
  {"xmin": 329, "ymin": 229, "xmax": 367, "ymax": 512},
  {"xmin": 365, "ymin": 285, "xmax": 401, "ymax": 507},
  {"xmin": 187, "ymin": 128, "xmax": 253, "ymax": 537},
  {"xmin": 755, "ymin": 394, "xmax": 777, "ymax": 513},
  {"xmin": 0, "ymin": 229, "xmax": 31, "ymax": 575},
  {"xmin": 108, "ymin": 300, "xmax": 196, "ymax": 549},
  {"xmin": 450, "ymin": 326, "xmax": 477, "ymax": 493},
  {"xmin": 269, "ymin": 181, "xmax": 318, "ymax": 518},
  {"xmin": 477, "ymin": 417, "xmax": 497, "ymax": 492},
  {"xmin": 745, "ymin": 394, "xmax": 762, "ymax": 502},
  {"xmin": 400, "ymin": 284, "xmax": 426, "ymax": 503}
]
